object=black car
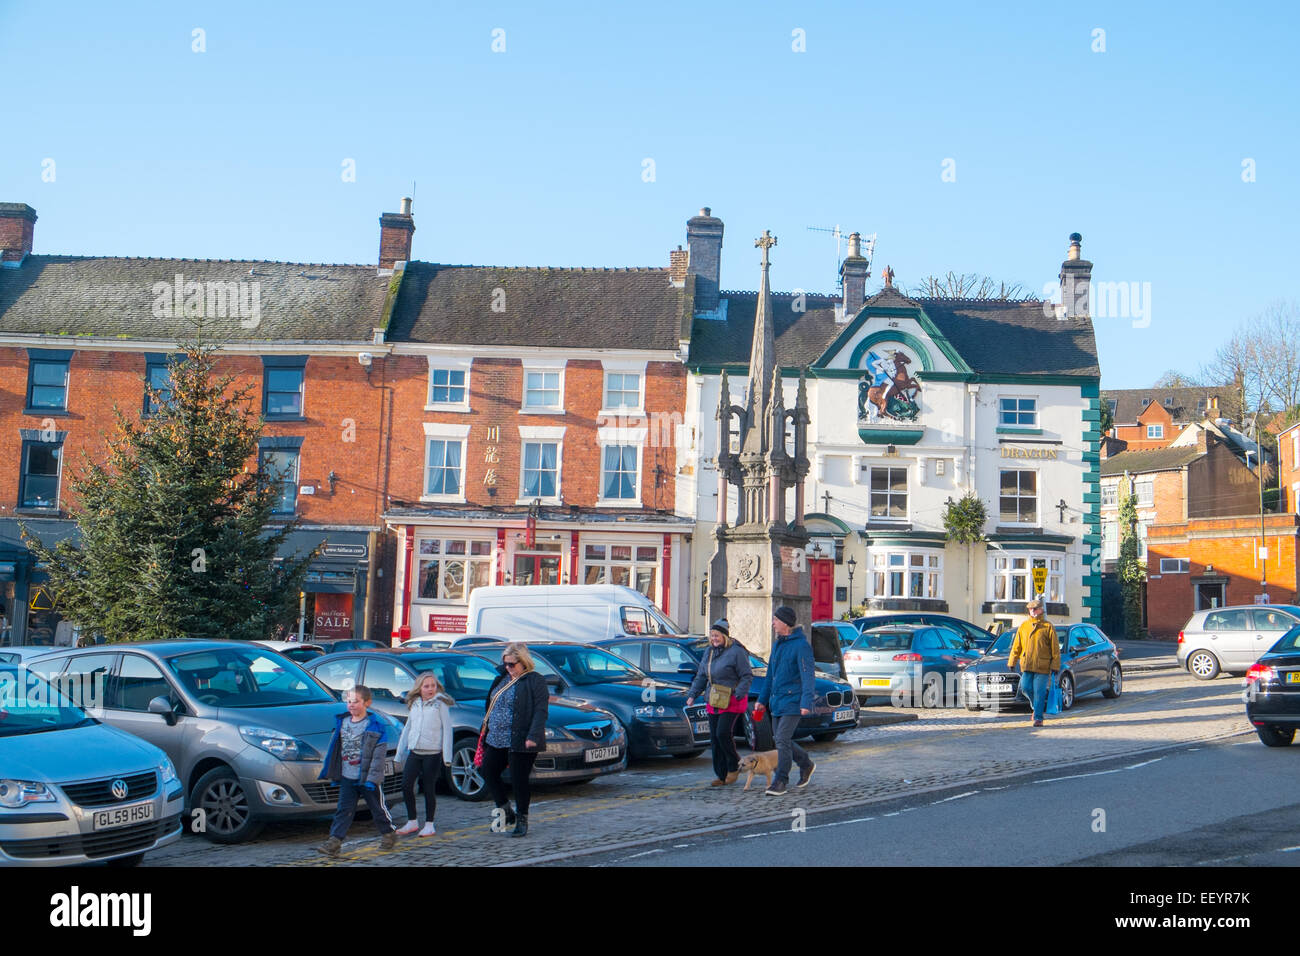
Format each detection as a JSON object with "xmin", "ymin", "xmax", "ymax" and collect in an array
[
  {"xmin": 475, "ymin": 642, "xmax": 711, "ymax": 759},
  {"xmin": 595, "ymin": 634, "xmax": 859, "ymax": 749},
  {"xmin": 305, "ymin": 649, "xmax": 627, "ymax": 800},
  {"xmin": 854, "ymin": 613, "xmax": 997, "ymax": 652},
  {"xmin": 959, "ymin": 623, "xmax": 1123, "ymax": 711},
  {"xmin": 1245, "ymin": 625, "xmax": 1300, "ymax": 746}
]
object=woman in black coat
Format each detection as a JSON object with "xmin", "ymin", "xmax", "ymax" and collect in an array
[
  {"xmin": 686, "ymin": 619, "xmax": 754, "ymax": 786},
  {"xmin": 481, "ymin": 641, "xmax": 549, "ymax": 837}
]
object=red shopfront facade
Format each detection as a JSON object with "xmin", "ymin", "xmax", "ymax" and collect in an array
[{"xmin": 386, "ymin": 511, "xmax": 694, "ymax": 642}]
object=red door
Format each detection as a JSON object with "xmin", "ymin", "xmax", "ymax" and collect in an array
[{"xmin": 810, "ymin": 560, "xmax": 834, "ymax": 621}]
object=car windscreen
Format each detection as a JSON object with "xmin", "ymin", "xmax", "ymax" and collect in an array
[
  {"xmin": 0, "ymin": 665, "xmax": 96, "ymax": 736},
  {"xmin": 987, "ymin": 629, "xmax": 1067, "ymax": 655},
  {"xmin": 165, "ymin": 646, "xmax": 335, "ymax": 707},
  {"xmin": 1268, "ymin": 625, "xmax": 1300, "ymax": 654},
  {"xmin": 689, "ymin": 639, "xmax": 766, "ymax": 669},
  {"xmin": 852, "ymin": 631, "xmax": 914, "ymax": 651},
  {"xmin": 537, "ymin": 645, "xmax": 646, "ymax": 685}
]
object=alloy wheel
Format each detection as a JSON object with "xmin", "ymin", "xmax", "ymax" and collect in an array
[
  {"xmin": 200, "ymin": 778, "xmax": 250, "ymax": 836},
  {"xmin": 450, "ymin": 747, "xmax": 485, "ymax": 798}
]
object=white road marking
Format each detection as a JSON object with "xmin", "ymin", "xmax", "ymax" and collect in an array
[
  {"xmin": 625, "ymin": 848, "xmax": 665, "ymax": 859},
  {"xmin": 1034, "ymin": 756, "xmax": 1164, "ymax": 784},
  {"xmin": 931, "ymin": 791, "xmax": 979, "ymax": 805}
]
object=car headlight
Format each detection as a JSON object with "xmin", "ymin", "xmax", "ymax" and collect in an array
[
  {"xmin": 239, "ymin": 726, "xmax": 317, "ymax": 761},
  {"xmin": 0, "ymin": 779, "xmax": 57, "ymax": 808},
  {"xmin": 158, "ymin": 755, "xmax": 180, "ymax": 787},
  {"xmin": 543, "ymin": 727, "xmax": 575, "ymax": 741}
]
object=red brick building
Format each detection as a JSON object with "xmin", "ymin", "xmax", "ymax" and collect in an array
[
  {"xmin": 0, "ymin": 201, "xmax": 393, "ymax": 645},
  {"xmin": 1146, "ymin": 513, "xmax": 1300, "ymax": 638},
  {"xmin": 1101, "ymin": 386, "xmax": 1225, "ymax": 458},
  {"xmin": 1278, "ymin": 421, "xmax": 1300, "ymax": 513}
]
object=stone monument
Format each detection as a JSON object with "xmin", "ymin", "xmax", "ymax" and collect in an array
[{"xmin": 708, "ymin": 230, "xmax": 812, "ymax": 658}]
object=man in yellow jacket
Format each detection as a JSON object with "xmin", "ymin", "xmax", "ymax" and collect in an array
[{"xmin": 1008, "ymin": 598, "xmax": 1061, "ymax": 727}]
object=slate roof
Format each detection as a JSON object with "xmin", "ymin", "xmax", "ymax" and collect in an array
[
  {"xmin": 689, "ymin": 286, "xmax": 1100, "ymax": 377},
  {"xmin": 387, "ymin": 263, "xmax": 691, "ymax": 351},
  {"xmin": 1101, "ymin": 385, "xmax": 1227, "ymax": 425},
  {"xmin": 1100, "ymin": 445, "xmax": 1205, "ymax": 476},
  {"xmin": 0, "ymin": 256, "xmax": 390, "ymax": 342}
]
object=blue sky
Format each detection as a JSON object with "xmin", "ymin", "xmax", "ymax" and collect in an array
[{"xmin": 2, "ymin": 0, "xmax": 1296, "ymax": 388}]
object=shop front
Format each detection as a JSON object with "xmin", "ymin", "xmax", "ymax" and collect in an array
[
  {"xmin": 278, "ymin": 528, "xmax": 374, "ymax": 642},
  {"xmin": 0, "ymin": 517, "xmax": 79, "ymax": 647},
  {"xmin": 386, "ymin": 509, "xmax": 693, "ymax": 640}
]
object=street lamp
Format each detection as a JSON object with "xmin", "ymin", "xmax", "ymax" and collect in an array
[{"xmin": 846, "ymin": 555, "xmax": 857, "ymax": 609}]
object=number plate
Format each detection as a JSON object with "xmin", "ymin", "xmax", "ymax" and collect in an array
[
  {"xmin": 861, "ymin": 678, "xmax": 891, "ymax": 687},
  {"xmin": 93, "ymin": 801, "xmax": 155, "ymax": 831},
  {"xmin": 833, "ymin": 708, "xmax": 854, "ymax": 722},
  {"xmin": 385, "ymin": 758, "xmax": 395, "ymax": 775},
  {"xmin": 1287, "ymin": 672, "xmax": 1300, "ymax": 684},
  {"xmin": 693, "ymin": 720, "xmax": 710, "ymax": 735},
  {"xmin": 987, "ymin": 684, "xmax": 1015, "ymax": 694},
  {"xmin": 584, "ymin": 746, "xmax": 620, "ymax": 763}
]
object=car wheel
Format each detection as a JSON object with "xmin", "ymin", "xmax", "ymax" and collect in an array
[
  {"xmin": 447, "ymin": 738, "xmax": 490, "ymax": 802},
  {"xmin": 811, "ymin": 731, "xmax": 840, "ymax": 742},
  {"xmin": 1257, "ymin": 724, "xmax": 1296, "ymax": 748},
  {"xmin": 743, "ymin": 710, "xmax": 775, "ymax": 751},
  {"xmin": 192, "ymin": 766, "xmax": 264, "ymax": 844},
  {"xmin": 920, "ymin": 673, "xmax": 942, "ymax": 708},
  {"xmin": 673, "ymin": 750, "xmax": 706, "ymax": 760},
  {"xmin": 1058, "ymin": 672, "xmax": 1075, "ymax": 711},
  {"xmin": 1102, "ymin": 664, "xmax": 1123, "ymax": 699},
  {"xmin": 1188, "ymin": 650, "xmax": 1220, "ymax": 680}
]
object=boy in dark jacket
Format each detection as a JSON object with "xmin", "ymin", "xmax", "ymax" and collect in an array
[
  {"xmin": 317, "ymin": 685, "xmax": 396, "ymax": 857},
  {"xmin": 757, "ymin": 606, "xmax": 815, "ymax": 796}
]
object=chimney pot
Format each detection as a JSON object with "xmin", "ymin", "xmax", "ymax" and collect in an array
[
  {"xmin": 0, "ymin": 203, "xmax": 37, "ymax": 263},
  {"xmin": 400, "ymin": 197, "xmax": 412, "ymax": 215},
  {"xmin": 839, "ymin": 231, "xmax": 870, "ymax": 320},
  {"xmin": 686, "ymin": 206, "xmax": 724, "ymax": 312},
  {"xmin": 379, "ymin": 199, "xmax": 416, "ymax": 270},
  {"xmin": 1059, "ymin": 231, "xmax": 1092, "ymax": 319}
]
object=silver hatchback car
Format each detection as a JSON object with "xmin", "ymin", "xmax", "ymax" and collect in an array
[
  {"xmin": 32, "ymin": 640, "xmax": 401, "ymax": 843},
  {"xmin": 1177, "ymin": 604, "xmax": 1300, "ymax": 679},
  {"xmin": 0, "ymin": 662, "xmax": 184, "ymax": 866}
]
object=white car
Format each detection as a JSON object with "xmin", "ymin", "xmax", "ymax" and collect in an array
[
  {"xmin": 1177, "ymin": 604, "xmax": 1300, "ymax": 679},
  {"xmin": 0, "ymin": 661, "xmax": 184, "ymax": 866}
]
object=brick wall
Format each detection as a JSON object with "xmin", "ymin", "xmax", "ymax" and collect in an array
[
  {"xmin": 1280, "ymin": 426, "xmax": 1300, "ymax": 512},
  {"xmin": 1146, "ymin": 512, "xmax": 1300, "ymax": 637}
]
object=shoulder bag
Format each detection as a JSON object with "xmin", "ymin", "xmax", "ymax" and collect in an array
[
  {"xmin": 475, "ymin": 674, "xmax": 522, "ymax": 767},
  {"xmin": 706, "ymin": 646, "xmax": 735, "ymax": 710}
]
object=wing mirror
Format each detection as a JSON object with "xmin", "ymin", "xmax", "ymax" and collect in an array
[
  {"xmin": 544, "ymin": 676, "xmax": 563, "ymax": 691},
  {"xmin": 148, "ymin": 695, "xmax": 178, "ymax": 726}
]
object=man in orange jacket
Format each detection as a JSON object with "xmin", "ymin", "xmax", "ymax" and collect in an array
[{"xmin": 1008, "ymin": 598, "xmax": 1061, "ymax": 728}]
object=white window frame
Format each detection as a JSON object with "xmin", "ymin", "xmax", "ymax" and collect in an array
[
  {"xmin": 599, "ymin": 360, "xmax": 647, "ymax": 418},
  {"xmin": 420, "ymin": 422, "xmax": 471, "ymax": 503},
  {"xmin": 998, "ymin": 468, "xmax": 1039, "ymax": 526},
  {"xmin": 1100, "ymin": 483, "xmax": 1118, "ymax": 508},
  {"xmin": 580, "ymin": 539, "xmax": 662, "ymax": 604},
  {"xmin": 1292, "ymin": 430, "xmax": 1299, "ymax": 467},
  {"xmin": 517, "ymin": 425, "xmax": 565, "ymax": 504},
  {"xmin": 1292, "ymin": 481, "xmax": 1300, "ymax": 515},
  {"xmin": 1159, "ymin": 558, "xmax": 1189, "ymax": 574},
  {"xmin": 1135, "ymin": 479, "xmax": 1154, "ymax": 508},
  {"xmin": 413, "ymin": 536, "xmax": 495, "ymax": 605},
  {"xmin": 865, "ymin": 548, "xmax": 943, "ymax": 601},
  {"xmin": 1146, "ymin": 423, "xmax": 1164, "ymax": 439},
  {"xmin": 998, "ymin": 396, "xmax": 1038, "ymax": 428},
  {"xmin": 521, "ymin": 363, "xmax": 565, "ymax": 413},
  {"xmin": 1102, "ymin": 521, "xmax": 1119, "ymax": 561},
  {"xmin": 867, "ymin": 465, "xmax": 909, "ymax": 522},
  {"xmin": 596, "ymin": 425, "xmax": 646, "ymax": 507},
  {"xmin": 989, "ymin": 553, "xmax": 1064, "ymax": 604},
  {"xmin": 425, "ymin": 356, "xmax": 472, "ymax": 412}
]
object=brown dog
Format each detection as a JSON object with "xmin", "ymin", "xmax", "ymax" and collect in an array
[{"xmin": 737, "ymin": 750, "xmax": 779, "ymax": 791}]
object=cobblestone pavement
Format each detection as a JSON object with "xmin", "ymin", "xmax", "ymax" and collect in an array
[{"xmin": 145, "ymin": 667, "xmax": 1245, "ymax": 867}]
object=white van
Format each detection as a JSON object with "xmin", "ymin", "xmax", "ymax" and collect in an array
[{"xmin": 465, "ymin": 585, "xmax": 687, "ymax": 643}]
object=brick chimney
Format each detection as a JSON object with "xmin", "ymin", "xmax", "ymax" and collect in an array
[
  {"xmin": 686, "ymin": 207, "xmax": 724, "ymax": 312},
  {"xmin": 839, "ymin": 231, "xmax": 870, "ymax": 320},
  {"xmin": 379, "ymin": 197, "xmax": 415, "ymax": 270},
  {"xmin": 668, "ymin": 245, "xmax": 689, "ymax": 287},
  {"xmin": 0, "ymin": 203, "xmax": 37, "ymax": 264},
  {"xmin": 1059, "ymin": 231, "xmax": 1092, "ymax": 319}
]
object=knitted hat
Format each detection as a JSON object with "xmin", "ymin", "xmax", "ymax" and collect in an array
[
  {"xmin": 709, "ymin": 619, "xmax": 730, "ymax": 637},
  {"xmin": 773, "ymin": 606, "xmax": 798, "ymax": 627}
]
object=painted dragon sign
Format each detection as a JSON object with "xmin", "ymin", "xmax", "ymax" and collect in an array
[{"xmin": 858, "ymin": 347, "xmax": 922, "ymax": 423}]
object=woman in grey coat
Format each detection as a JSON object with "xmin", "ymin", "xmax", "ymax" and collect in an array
[{"xmin": 686, "ymin": 619, "xmax": 754, "ymax": 786}]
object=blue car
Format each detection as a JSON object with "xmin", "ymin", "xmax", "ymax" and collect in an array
[{"xmin": 596, "ymin": 631, "xmax": 860, "ymax": 749}]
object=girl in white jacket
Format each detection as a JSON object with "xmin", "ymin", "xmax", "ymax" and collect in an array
[{"xmin": 395, "ymin": 673, "xmax": 455, "ymax": 837}]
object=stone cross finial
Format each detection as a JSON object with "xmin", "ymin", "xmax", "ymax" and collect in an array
[
  {"xmin": 882, "ymin": 264, "xmax": 895, "ymax": 288},
  {"xmin": 755, "ymin": 230, "xmax": 777, "ymax": 267}
]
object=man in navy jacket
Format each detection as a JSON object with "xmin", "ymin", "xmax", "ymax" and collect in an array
[{"xmin": 757, "ymin": 605, "xmax": 816, "ymax": 796}]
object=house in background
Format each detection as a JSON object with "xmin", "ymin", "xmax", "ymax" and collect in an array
[{"xmin": 1100, "ymin": 386, "xmax": 1226, "ymax": 458}]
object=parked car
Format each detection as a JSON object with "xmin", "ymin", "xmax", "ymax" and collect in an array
[
  {"xmin": 1244, "ymin": 625, "xmax": 1300, "ymax": 746},
  {"xmin": 30, "ymin": 640, "xmax": 402, "ymax": 844},
  {"xmin": 815, "ymin": 620, "xmax": 863, "ymax": 651},
  {"xmin": 845, "ymin": 624, "xmax": 983, "ymax": 706},
  {"xmin": 305, "ymin": 649, "xmax": 627, "ymax": 799},
  {"xmin": 466, "ymin": 584, "xmax": 687, "ymax": 643},
  {"xmin": 401, "ymin": 633, "xmax": 509, "ymax": 651},
  {"xmin": 474, "ymin": 642, "xmax": 711, "ymax": 759},
  {"xmin": 312, "ymin": 638, "xmax": 386, "ymax": 653},
  {"xmin": 853, "ymin": 612, "xmax": 998, "ymax": 651},
  {"xmin": 960, "ymin": 623, "xmax": 1123, "ymax": 711},
  {"xmin": 596, "ymin": 634, "xmax": 859, "ymax": 749},
  {"xmin": 1177, "ymin": 605, "xmax": 1300, "ymax": 680},
  {"xmin": 253, "ymin": 640, "xmax": 328, "ymax": 664},
  {"xmin": 0, "ymin": 645, "xmax": 62, "ymax": 666},
  {"xmin": 0, "ymin": 662, "xmax": 185, "ymax": 867}
]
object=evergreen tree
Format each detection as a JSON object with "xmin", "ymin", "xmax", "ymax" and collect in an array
[
  {"xmin": 23, "ymin": 343, "xmax": 315, "ymax": 643},
  {"xmin": 1116, "ymin": 486, "xmax": 1147, "ymax": 639}
]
